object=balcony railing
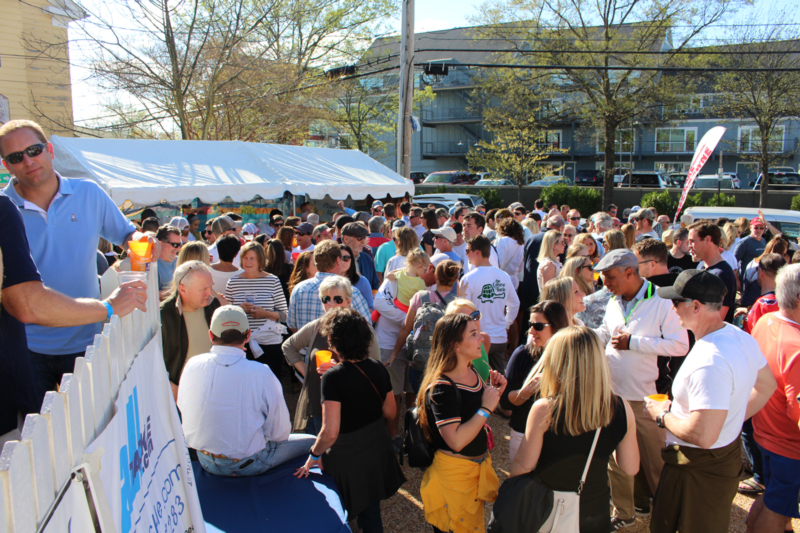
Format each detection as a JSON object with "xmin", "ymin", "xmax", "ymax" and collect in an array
[
  {"xmin": 428, "ymin": 69, "xmax": 476, "ymax": 89},
  {"xmin": 422, "ymin": 141, "xmax": 473, "ymax": 157},
  {"xmin": 655, "ymin": 140, "xmax": 696, "ymax": 153},
  {"xmin": 421, "ymin": 107, "xmax": 482, "ymax": 123}
]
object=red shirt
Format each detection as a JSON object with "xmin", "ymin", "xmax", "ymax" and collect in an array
[
  {"xmin": 743, "ymin": 292, "xmax": 779, "ymax": 334},
  {"xmin": 367, "ymin": 236, "xmax": 389, "ymax": 249},
  {"xmin": 751, "ymin": 312, "xmax": 800, "ymax": 460}
]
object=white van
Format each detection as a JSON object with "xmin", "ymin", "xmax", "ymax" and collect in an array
[{"xmin": 684, "ymin": 207, "xmax": 800, "ymax": 245}]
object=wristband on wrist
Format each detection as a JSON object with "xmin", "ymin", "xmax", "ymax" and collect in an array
[
  {"xmin": 476, "ymin": 409, "xmax": 489, "ymax": 419},
  {"xmin": 102, "ymin": 301, "xmax": 113, "ymax": 320},
  {"xmin": 481, "ymin": 405, "xmax": 494, "ymax": 413},
  {"xmin": 310, "ymin": 451, "xmax": 321, "ymax": 461}
]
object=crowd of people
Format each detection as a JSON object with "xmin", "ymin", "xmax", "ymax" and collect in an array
[{"xmin": 1, "ymin": 118, "xmax": 799, "ymax": 533}]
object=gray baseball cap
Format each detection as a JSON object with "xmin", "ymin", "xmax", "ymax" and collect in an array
[{"xmin": 594, "ymin": 249, "xmax": 639, "ymax": 272}]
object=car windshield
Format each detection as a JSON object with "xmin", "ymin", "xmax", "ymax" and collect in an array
[
  {"xmin": 770, "ymin": 173, "xmax": 800, "ymax": 185},
  {"xmin": 576, "ymin": 171, "xmax": 597, "ymax": 178},
  {"xmin": 670, "ymin": 174, "xmax": 688, "ymax": 187},
  {"xmin": 424, "ymin": 173, "xmax": 454, "ymax": 183},
  {"xmin": 694, "ymin": 178, "xmax": 733, "ymax": 189},
  {"xmin": 628, "ymin": 174, "xmax": 659, "ymax": 185}
]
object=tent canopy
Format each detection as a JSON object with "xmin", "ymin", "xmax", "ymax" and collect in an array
[{"xmin": 50, "ymin": 136, "xmax": 413, "ymax": 206}]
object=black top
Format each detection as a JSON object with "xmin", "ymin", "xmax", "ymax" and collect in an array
[
  {"xmin": 520, "ymin": 228, "xmax": 551, "ymax": 305},
  {"xmin": 0, "ymin": 195, "xmax": 44, "ymax": 434},
  {"xmin": 500, "ymin": 345, "xmax": 538, "ymax": 433},
  {"xmin": 646, "ymin": 272, "xmax": 679, "ymax": 289},
  {"xmin": 646, "ymin": 273, "xmax": 691, "ymax": 394},
  {"xmin": 421, "ymin": 230, "xmax": 435, "ymax": 252},
  {"xmin": 321, "ymin": 359, "xmax": 392, "ymax": 434},
  {"xmin": 535, "ymin": 396, "xmax": 628, "ymax": 533},
  {"xmin": 667, "ymin": 253, "xmax": 698, "ymax": 274},
  {"xmin": 426, "ymin": 368, "xmax": 487, "ymax": 457},
  {"xmin": 705, "ymin": 261, "xmax": 737, "ymax": 323}
]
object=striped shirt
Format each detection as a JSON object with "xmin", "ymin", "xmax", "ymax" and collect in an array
[
  {"xmin": 426, "ymin": 369, "xmax": 487, "ymax": 456},
  {"xmin": 224, "ymin": 274, "xmax": 288, "ymax": 345}
]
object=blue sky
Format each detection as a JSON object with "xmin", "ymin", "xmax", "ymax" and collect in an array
[{"xmin": 70, "ymin": 0, "xmax": 800, "ymax": 123}]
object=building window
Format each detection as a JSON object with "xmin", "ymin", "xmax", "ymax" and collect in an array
[
  {"xmin": 674, "ymin": 94, "xmax": 716, "ymax": 114},
  {"xmin": 597, "ymin": 129, "xmax": 634, "ymax": 153},
  {"xmin": 655, "ymin": 162, "xmax": 691, "ymax": 172},
  {"xmin": 0, "ymin": 94, "xmax": 9, "ymax": 124},
  {"xmin": 542, "ymin": 131, "xmax": 561, "ymax": 149},
  {"xmin": 739, "ymin": 125, "xmax": 784, "ymax": 153},
  {"xmin": 655, "ymin": 128, "xmax": 697, "ymax": 153}
]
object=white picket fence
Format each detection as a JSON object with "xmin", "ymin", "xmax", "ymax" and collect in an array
[{"xmin": 0, "ymin": 266, "xmax": 161, "ymax": 532}]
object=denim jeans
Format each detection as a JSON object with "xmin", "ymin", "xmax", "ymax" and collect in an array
[
  {"xmin": 29, "ymin": 351, "xmax": 83, "ymax": 396},
  {"xmin": 741, "ymin": 417, "xmax": 763, "ymax": 484},
  {"xmin": 304, "ymin": 416, "xmax": 323, "ymax": 436},
  {"xmin": 197, "ymin": 434, "xmax": 316, "ymax": 477}
]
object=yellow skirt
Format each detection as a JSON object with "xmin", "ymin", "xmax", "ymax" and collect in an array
[{"xmin": 420, "ymin": 451, "xmax": 500, "ymax": 533}]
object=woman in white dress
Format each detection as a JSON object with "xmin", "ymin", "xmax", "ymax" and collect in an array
[{"xmin": 495, "ymin": 218, "xmax": 526, "ymax": 290}]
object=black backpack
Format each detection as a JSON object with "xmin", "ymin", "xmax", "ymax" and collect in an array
[{"xmin": 402, "ymin": 376, "xmax": 460, "ymax": 468}]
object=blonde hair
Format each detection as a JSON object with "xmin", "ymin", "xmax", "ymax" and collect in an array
[
  {"xmin": 662, "ymin": 229, "xmax": 675, "ymax": 248},
  {"xmin": 620, "ymin": 224, "xmax": 636, "ymax": 249},
  {"xmin": 178, "ymin": 241, "xmax": 210, "ymax": 265},
  {"xmin": 603, "ymin": 229, "xmax": 626, "ymax": 251},
  {"xmin": 561, "ymin": 256, "xmax": 594, "ymax": 295},
  {"xmin": 318, "ymin": 275, "xmax": 353, "ymax": 300},
  {"xmin": 574, "ymin": 233, "xmax": 600, "ymax": 262},
  {"xmin": 394, "ymin": 227, "xmax": 419, "ymax": 256},
  {"xmin": 0, "ymin": 120, "xmax": 47, "ymax": 157},
  {"xmin": 445, "ymin": 298, "xmax": 477, "ymax": 315},
  {"xmin": 721, "ymin": 223, "xmax": 737, "ymax": 251},
  {"xmin": 521, "ymin": 217, "xmax": 539, "ymax": 236},
  {"xmin": 534, "ymin": 327, "xmax": 614, "ymax": 436},
  {"xmin": 538, "ymin": 231, "xmax": 563, "ymax": 263},
  {"xmin": 566, "ymin": 243, "xmax": 588, "ymax": 260},
  {"xmin": 406, "ymin": 248, "xmax": 430, "ymax": 268},
  {"xmin": 541, "ymin": 276, "xmax": 577, "ymax": 317}
]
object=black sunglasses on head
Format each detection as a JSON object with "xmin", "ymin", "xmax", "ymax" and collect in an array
[
  {"xmin": 321, "ymin": 295, "xmax": 344, "ymax": 304},
  {"xmin": 468, "ymin": 310, "xmax": 481, "ymax": 321},
  {"xmin": 3, "ymin": 143, "xmax": 47, "ymax": 165},
  {"xmin": 530, "ymin": 322, "xmax": 550, "ymax": 331}
]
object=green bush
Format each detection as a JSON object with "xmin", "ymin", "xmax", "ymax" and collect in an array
[
  {"xmin": 540, "ymin": 184, "xmax": 602, "ymax": 217},
  {"xmin": 791, "ymin": 194, "xmax": 800, "ymax": 212},
  {"xmin": 640, "ymin": 191, "xmax": 677, "ymax": 218},
  {"xmin": 480, "ymin": 188, "xmax": 504, "ymax": 209},
  {"xmin": 682, "ymin": 192, "xmax": 705, "ymax": 209},
  {"xmin": 706, "ymin": 192, "xmax": 737, "ymax": 207}
]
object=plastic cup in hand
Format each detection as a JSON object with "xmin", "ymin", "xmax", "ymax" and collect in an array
[
  {"xmin": 244, "ymin": 292, "xmax": 256, "ymax": 305},
  {"xmin": 128, "ymin": 241, "xmax": 153, "ymax": 272},
  {"xmin": 118, "ymin": 271, "xmax": 147, "ymax": 287},
  {"xmin": 593, "ymin": 271, "xmax": 600, "ymax": 282},
  {"xmin": 315, "ymin": 350, "xmax": 333, "ymax": 366},
  {"xmin": 648, "ymin": 394, "xmax": 669, "ymax": 402}
]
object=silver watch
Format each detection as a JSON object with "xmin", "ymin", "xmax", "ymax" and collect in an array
[{"xmin": 656, "ymin": 410, "xmax": 670, "ymax": 429}]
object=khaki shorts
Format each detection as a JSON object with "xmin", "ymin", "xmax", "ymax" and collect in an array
[{"xmin": 381, "ymin": 348, "xmax": 412, "ymax": 395}]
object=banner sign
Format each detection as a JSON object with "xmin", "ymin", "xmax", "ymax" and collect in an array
[
  {"xmin": 674, "ymin": 126, "xmax": 726, "ymax": 222},
  {"xmin": 85, "ymin": 336, "xmax": 205, "ymax": 533}
]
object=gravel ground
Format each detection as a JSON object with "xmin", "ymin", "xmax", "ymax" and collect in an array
[{"xmin": 279, "ymin": 372, "xmax": 799, "ymax": 533}]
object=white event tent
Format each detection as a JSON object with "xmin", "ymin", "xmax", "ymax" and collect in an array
[{"xmin": 50, "ymin": 136, "xmax": 413, "ymax": 206}]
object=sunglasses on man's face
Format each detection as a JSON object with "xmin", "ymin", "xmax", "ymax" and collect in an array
[
  {"xmin": 569, "ymin": 216, "xmax": 581, "ymax": 221},
  {"xmin": 204, "ymin": 230, "xmax": 213, "ymax": 235},
  {"xmin": 321, "ymin": 295, "xmax": 344, "ymax": 304},
  {"xmin": 295, "ymin": 232, "xmax": 311, "ymax": 237},
  {"xmin": 530, "ymin": 322, "xmax": 550, "ymax": 331},
  {"xmin": 3, "ymin": 143, "xmax": 47, "ymax": 165},
  {"xmin": 167, "ymin": 242, "xmax": 182, "ymax": 249},
  {"xmin": 273, "ymin": 223, "xmax": 283, "ymax": 228}
]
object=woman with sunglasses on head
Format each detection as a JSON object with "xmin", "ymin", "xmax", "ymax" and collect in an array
[
  {"xmin": 294, "ymin": 308, "xmax": 404, "ymax": 533},
  {"xmin": 224, "ymin": 242, "xmax": 289, "ymax": 379},
  {"xmin": 417, "ymin": 313, "xmax": 508, "ymax": 533},
  {"xmin": 510, "ymin": 327, "xmax": 638, "ymax": 533},
  {"xmin": 340, "ymin": 243, "xmax": 374, "ymax": 310},
  {"xmin": 500, "ymin": 301, "xmax": 570, "ymax": 463},
  {"xmin": 282, "ymin": 276, "xmax": 380, "ymax": 436}
]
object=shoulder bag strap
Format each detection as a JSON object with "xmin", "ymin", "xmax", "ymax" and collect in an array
[
  {"xmin": 348, "ymin": 361, "xmax": 384, "ymax": 405},
  {"xmin": 433, "ymin": 290, "xmax": 448, "ymax": 305},
  {"xmin": 577, "ymin": 428, "xmax": 602, "ymax": 495}
]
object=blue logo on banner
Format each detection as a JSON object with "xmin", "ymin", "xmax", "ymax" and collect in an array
[{"xmin": 119, "ymin": 386, "xmax": 154, "ymax": 533}]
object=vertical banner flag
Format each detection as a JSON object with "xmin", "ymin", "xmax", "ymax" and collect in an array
[
  {"xmin": 85, "ymin": 336, "xmax": 205, "ymax": 533},
  {"xmin": 674, "ymin": 126, "xmax": 726, "ymax": 223}
]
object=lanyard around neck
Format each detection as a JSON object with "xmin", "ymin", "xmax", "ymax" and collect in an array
[{"xmin": 619, "ymin": 281, "xmax": 653, "ymax": 324}]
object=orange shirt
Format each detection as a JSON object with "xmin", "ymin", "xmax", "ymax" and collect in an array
[{"xmin": 751, "ymin": 312, "xmax": 800, "ymax": 460}]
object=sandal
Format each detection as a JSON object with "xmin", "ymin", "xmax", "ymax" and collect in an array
[{"xmin": 738, "ymin": 478, "xmax": 765, "ymax": 494}]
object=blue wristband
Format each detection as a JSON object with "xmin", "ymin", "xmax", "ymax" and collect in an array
[
  {"xmin": 102, "ymin": 301, "xmax": 113, "ymax": 320},
  {"xmin": 310, "ymin": 452, "xmax": 322, "ymax": 461},
  {"xmin": 476, "ymin": 409, "xmax": 489, "ymax": 419}
]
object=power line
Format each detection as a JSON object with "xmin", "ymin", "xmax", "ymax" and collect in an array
[
  {"xmin": 414, "ymin": 62, "xmax": 800, "ymax": 72},
  {"xmin": 414, "ymin": 47, "xmax": 800, "ymax": 55}
]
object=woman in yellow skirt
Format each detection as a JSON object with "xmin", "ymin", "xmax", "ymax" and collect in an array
[{"xmin": 417, "ymin": 313, "xmax": 508, "ymax": 533}]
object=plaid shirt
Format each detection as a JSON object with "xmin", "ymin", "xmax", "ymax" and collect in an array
[{"xmin": 287, "ymin": 272, "xmax": 371, "ymax": 330}]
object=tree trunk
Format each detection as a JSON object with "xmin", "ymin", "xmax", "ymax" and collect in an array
[{"xmin": 602, "ymin": 120, "xmax": 618, "ymax": 208}]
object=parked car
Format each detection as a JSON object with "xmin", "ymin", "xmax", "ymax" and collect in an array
[
  {"xmin": 618, "ymin": 171, "xmax": 670, "ymax": 188},
  {"xmin": 685, "ymin": 207, "xmax": 800, "ymax": 244},
  {"xmin": 409, "ymin": 172, "xmax": 428, "ymax": 184},
  {"xmin": 475, "ymin": 179, "xmax": 514, "ymax": 186},
  {"xmin": 413, "ymin": 193, "xmax": 485, "ymax": 208},
  {"xmin": 414, "ymin": 199, "xmax": 456, "ymax": 212},
  {"xmin": 668, "ymin": 172, "xmax": 688, "ymax": 188},
  {"xmin": 750, "ymin": 172, "xmax": 800, "ymax": 191},
  {"xmin": 422, "ymin": 171, "xmax": 480, "ymax": 185},
  {"xmin": 692, "ymin": 175, "xmax": 735, "ymax": 189},
  {"xmin": 527, "ymin": 176, "xmax": 572, "ymax": 187},
  {"xmin": 575, "ymin": 170, "xmax": 604, "ymax": 186},
  {"xmin": 769, "ymin": 166, "xmax": 796, "ymax": 174}
]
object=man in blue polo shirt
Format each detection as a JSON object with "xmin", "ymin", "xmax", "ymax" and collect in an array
[{"xmin": 0, "ymin": 119, "xmax": 158, "ymax": 395}]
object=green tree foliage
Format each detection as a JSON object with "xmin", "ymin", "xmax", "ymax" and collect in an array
[
  {"xmin": 709, "ymin": 18, "xmax": 800, "ymax": 207},
  {"xmin": 472, "ymin": 0, "xmax": 739, "ymax": 208},
  {"xmin": 640, "ymin": 191, "xmax": 677, "ymax": 217},
  {"xmin": 706, "ymin": 192, "xmax": 737, "ymax": 207},
  {"xmin": 540, "ymin": 184, "xmax": 602, "ymax": 217},
  {"xmin": 791, "ymin": 194, "xmax": 800, "ymax": 212}
]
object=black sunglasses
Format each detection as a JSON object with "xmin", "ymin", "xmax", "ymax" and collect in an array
[
  {"xmin": 167, "ymin": 242, "xmax": 182, "ymax": 249},
  {"xmin": 468, "ymin": 310, "xmax": 481, "ymax": 321},
  {"xmin": 295, "ymin": 232, "xmax": 311, "ymax": 237},
  {"xmin": 569, "ymin": 216, "xmax": 581, "ymax": 221},
  {"xmin": 341, "ymin": 255, "xmax": 352, "ymax": 262},
  {"xmin": 321, "ymin": 295, "xmax": 344, "ymax": 304},
  {"xmin": 204, "ymin": 230, "xmax": 213, "ymax": 235},
  {"xmin": 530, "ymin": 322, "xmax": 551, "ymax": 331},
  {"xmin": 3, "ymin": 143, "xmax": 47, "ymax": 164},
  {"xmin": 671, "ymin": 299, "xmax": 691, "ymax": 307},
  {"xmin": 273, "ymin": 223, "xmax": 284, "ymax": 228}
]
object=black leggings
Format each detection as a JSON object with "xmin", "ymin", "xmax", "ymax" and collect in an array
[{"xmin": 245, "ymin": 343, "xmax": 283, "ymax": 379}]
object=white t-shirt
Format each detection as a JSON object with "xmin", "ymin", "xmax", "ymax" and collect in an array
[
  {"xmin": 667, "ymin": 324, "xmax": 767, "ymax": 449},
  {"xmin": 385, "ymin": 254, "xmax": 407, "ymax": 274},
  {"xmin": 452, "ymin": 242, "xmax": 468, "ymax": 268},
  {"xmin": 292, "ymin": 244, "xmax": 315, "ymax": 254},
  {"xmin": 413, "ymin": 224, "xmax": 425, "ymax": 240},
  {"xmin": 462, "ymin": 266, "xmax": 520, "ymax": 344},
  {"xmin": 463, "ymin": 245, "xmax": 499, "ymax": 275},
  {"xmin": 209, "ymin": 266, "xmax": 244, "ymax": 295}
]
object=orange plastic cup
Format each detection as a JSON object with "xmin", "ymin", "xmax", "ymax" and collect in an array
[
  {"xmin": 316, "ymin": 350, "xmax": 333, "ymax": 365},
  {"xmin": 648, "ymin": 394, "xmax": 669, "ymax": 402},
  {"xmin": 129, "ymin": 241, "xmax": 153, "ymax": 272}
]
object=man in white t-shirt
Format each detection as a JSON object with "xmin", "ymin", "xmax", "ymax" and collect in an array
[
  {"xmin": 292, "ymin": 222, "xmax": 315, "ymax": 255},
  {"xmin": 462, "ymin": 235, "xmax": 519, "ymax": 374},
  {"xmin": 646, "ymin": 270, "xmax": 776, "ymax": 533}
]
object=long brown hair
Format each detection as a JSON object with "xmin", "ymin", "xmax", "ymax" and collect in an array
[
  {"xmin": 415, "ymin": 313, "xmax": 473, "ymax": 441},
  {"xmin": 277, "ymin": 226, "xmax": 295, "ymax": 252},
  {"xmin": 288, "ymin": 251, "xmax": 314, "ymax": 294}
]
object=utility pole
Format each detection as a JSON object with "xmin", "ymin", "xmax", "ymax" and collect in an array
[{"xmin": 395, "ymin": 0, "xmax": 415, "ymax": 178}]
